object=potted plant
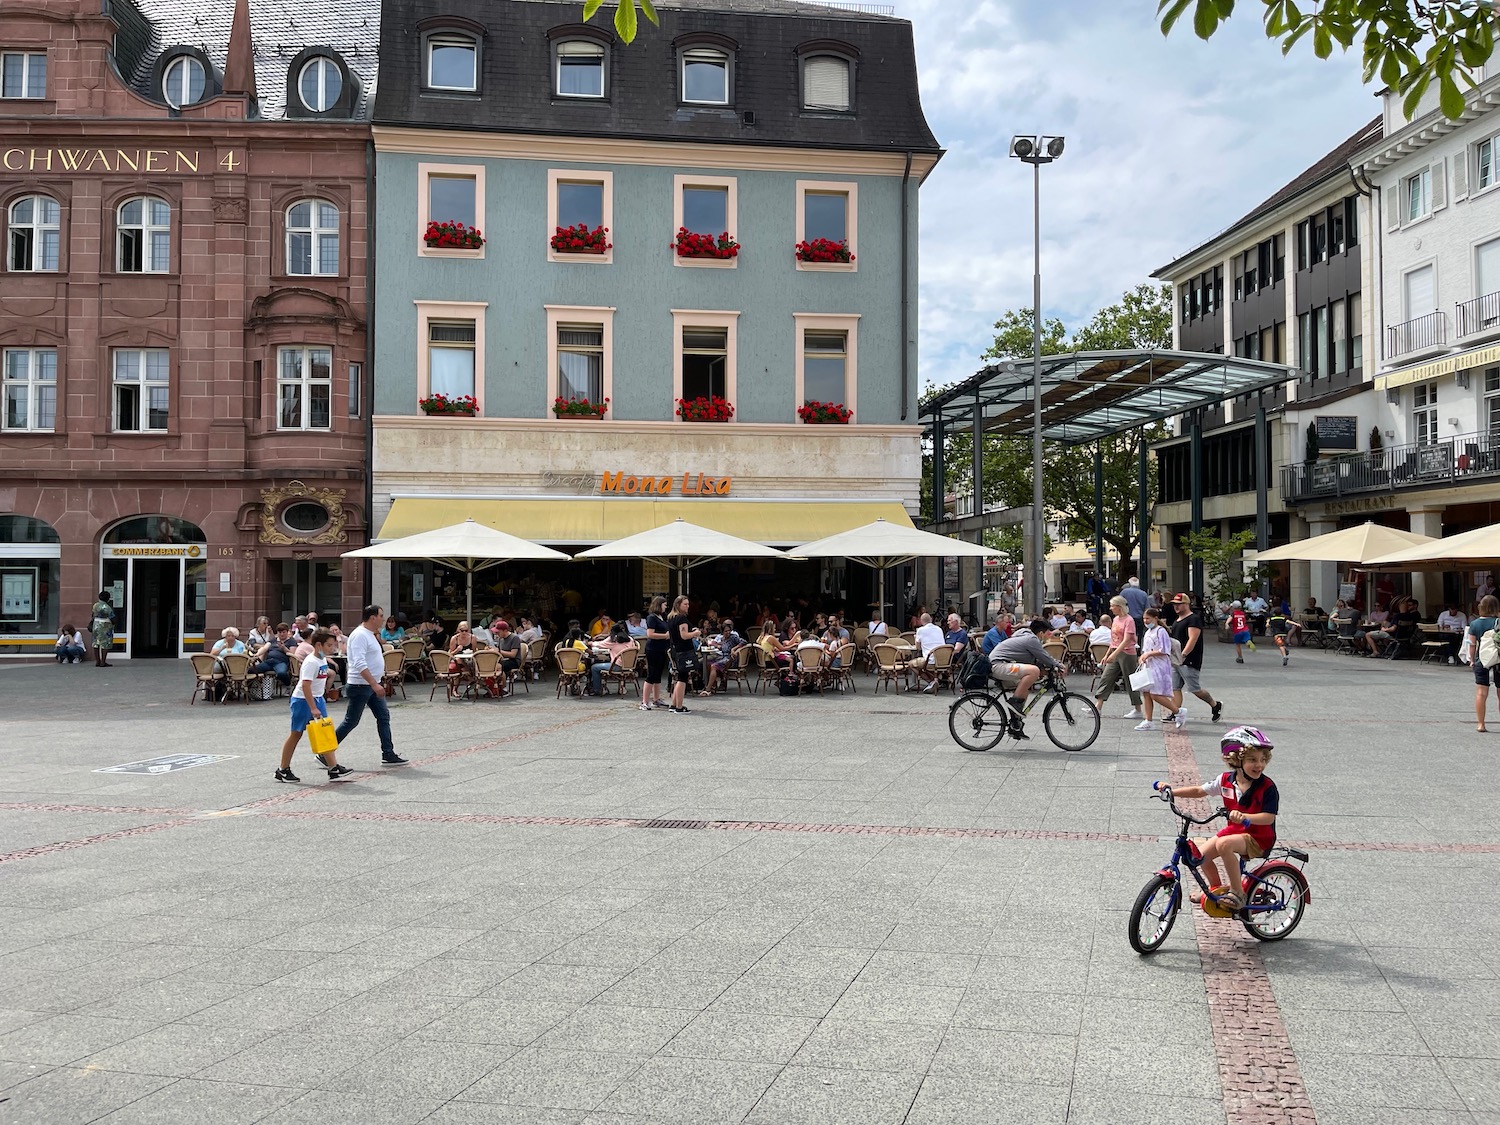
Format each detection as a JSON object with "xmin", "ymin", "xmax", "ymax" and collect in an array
[
  {"xmin": 795, "ymin": 237, "xmax": 853, "ymax": 264},
  {"xmin": 424, "ymin": 221, "xmax": 485, "ymax": 249},
  {"xmin": 551, "ymin": 224, "xmax": 611, "ymax": 254},
  {"xmin": 552, "ymin": 396, "xmax": 609, "ymax": 419},
  {"xmin": 797, "ymin": 400, "xmax": 853, "ymax": 424},
  {"xmin": 673, "ymin": 228, "xmax": 740, "ymax": 259},
  {"xmin": 418, "ymin": 393, "xmax": 477, "ymax": 416},
  {"xmin": 676, "ymin": 395, "xmax": 734, "ymax": 422}
]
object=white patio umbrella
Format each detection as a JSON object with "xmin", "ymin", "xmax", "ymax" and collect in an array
[
  {"xmin": 574, "ymin": 518, "xmax": 788, "ymax": 595},
  {"xmin": 1364, "ymin": 521, "xmax": 1500, "ymax": 570},
  {"xmin": 1255, "ymin": 522, "xmax": 1435, "ymax": 564},
  {"xmin": 343, "ymin": 518, "xmax": 571, "ymax": 621},
  {"xmin": 790, "ymin": 518, "xmax": 1003, "ymax": 621}
]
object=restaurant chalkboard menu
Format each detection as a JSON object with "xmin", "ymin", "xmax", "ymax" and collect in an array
[{"xmin": 1315, "ymin": 415, "xmax": 1358, "ymax": 450}]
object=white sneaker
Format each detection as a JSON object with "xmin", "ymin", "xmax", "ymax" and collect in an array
[
  {"xmin": 1134, "ymin": 720, "xmax": 1158, "ymax": 731},
  {"xmin": 1172, "ymin": 712, "xmax": 1187, "ymax": 729},
  {"xmin": 1123, "ymin": 708, "xmax": 1144, "ymax": 720},
  {"xmin": 921, "ymin": 682, "xmax": 936, "ymax": 693}
]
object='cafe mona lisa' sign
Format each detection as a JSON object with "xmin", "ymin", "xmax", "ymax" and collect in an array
[{"xmin": 600, "ymin": 471, "xmax": 732, "ymax": 496}]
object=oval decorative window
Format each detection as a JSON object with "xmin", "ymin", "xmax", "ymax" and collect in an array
[{"xmin": 282, "ymin": 502, "xmax": 331, "ymax": 534}]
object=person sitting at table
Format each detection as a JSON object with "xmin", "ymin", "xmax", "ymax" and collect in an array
[
  {"xmin": 380, "ymin": 615, "xmax": 404, "ymax": 645},
  {"xmin": 1088, "ymin": 613, "xmax": 1113, "ymax": 646},
  {"xmin": 247, "ymin": 616, "xmax": 273, "ymax": 649},
  {"xmin": 290, "ymin": 627, "xmax": 317, "ymax": 666},
  {"xmin": 1049, "ymin": 606, "xmax": 1069, "ymax": 631},
  {"xmin": 55, "ymin": 624, "xmax": 87, "ymax": 664},
  {"xmin": 250, "ymin": 623, "xmax": 295, "ymax": 686},
  {"xmin": 492, "ymin": 619, "xmax": 524, "ymax": 686},
  {"xmin": 562, "ymin": 621, "xmax": 589, "ymax": 654},
  {"xmin": 588, "ymin": 609, "xmax": 614, "ymax": 638},
  {"xmin": 759, "ymin": 616, "xmax": 794, "ymax": 667},
  {"xmin": 867, "ymin": 609, "xmax": 889, "ymax": 639},
  {"xmin": 1438, "ymin": 603, "xmax": 1469, "ymax": 632},
  {"xmin": 698, "ymin": 620, "xmax": 745, "ymax": 694},
  {"xmin": 590, "ymin": 623, "xmax": 638, "ymax": 696},
  {"xmin": 914, "ymin": 612, "xmax": 944, "ymax": 658},
  {"xmin": 823, "ymin": 615, "xmax": 849, "ymax": 647},
  {"xmin": 1366, "ymin": 596, "xmax": 1420, "ymax": 656},
  {"xmin": 211, "ymin": 627, "xmax": 246, "ymax": 657},
  {"xmin": 1329, "ymin": 600, "xmax": 1359, "ymax": 642},
  {"xmin": 979, "ymin": 612, "xmax": 1009, "ymax": 657},
  {"xmin": 516, "ymin": 615, "xmax": 542, "ymax": 645},
  {"xmin": 944, "ymin": 612, "xmax": 970, "ymax": 657},
  {"xmin": 449, "ymin": 621, "xmax": 475, "ymax": 659},
  {"xmin": 624, "ymin": 611, "xmax": 647, "ymax": 640}
]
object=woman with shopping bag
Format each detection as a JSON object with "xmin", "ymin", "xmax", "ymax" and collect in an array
[
  {"xmin": 1131, "ymin": 608, "xmax": 1179, "ymax": 733},
  {"xmin": 276, "ymin": 629, "xmax": 355, "ymax": 784}
]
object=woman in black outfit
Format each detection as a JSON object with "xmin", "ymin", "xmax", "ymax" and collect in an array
[
  {"xmin": 641, "ymin": 595, "xmax": 671, "ymax": 711},
  {"xmin": 665, "ymin": 594, "xmax": 701, "ymax": 713}
]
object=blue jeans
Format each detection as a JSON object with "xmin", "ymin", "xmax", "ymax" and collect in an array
[
  {"xmin": 251, "ymin": 657, "xmax": 291, "ymax": 685},
  {"xmin": 336, "ymin": 683, "xmax": 394, "ymax": 753},
  {"xmin": 590, "ymin": 661, "xmax": 612, "ymax": 694},
  {"xmin": 56, "ymin": 645, "xmax": 86, "ymax": 663}
]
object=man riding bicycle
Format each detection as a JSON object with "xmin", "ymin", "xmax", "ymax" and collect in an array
[{"xmin": 988, "ymin": 617, "xmax": 1063, "ymax": 740}]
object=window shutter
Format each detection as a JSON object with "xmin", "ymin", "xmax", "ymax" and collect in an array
[
  {"xmin": 1385, "ymin": 186, "xmax": 1400, "ymax": 231},
  {"xmin": 803, "ymin": 56, "xmax": 849, "ymax": 111},
  {"xmin": 1453, "ymin": 154, "xmax": 1469, "ymax": 200},
  {"xmin": 1431, "ymin": 161, "xmax": 1447, "ymax": 211}
]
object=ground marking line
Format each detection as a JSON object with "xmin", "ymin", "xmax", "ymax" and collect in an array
[
  {"xmin": 1162, "ymin": 725, "xmax": 1318, "ymax": 1125},
  {"xmin": 0, "ymin": 819, "xmax": 195, "ymax": 866},
  {"xmin": 0, "ymin": 802, "xmax": 199, "ymax": 816}
]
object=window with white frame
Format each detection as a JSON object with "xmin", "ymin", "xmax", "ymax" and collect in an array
[
  {"xmin": 112, "ymin": 349, "xmax": 169, "ymax": 432},
  {"xmin": 8, "ymin": 195, "xmax": 60, "ymax": 272},
  {"xmin": 286, "ymin": 199, "xmax": 339, "ymax": 276},
  {"xmin": 1413, "ymin": 381, "xmax": 1438, "ymax": 447},
  {"xmin": 161, "ymin": 54, "xmax": 206, "ymax": 108},
  {"xmin": 802, "ymin": 55, "xmax": 850, "ymax": 111},
  {"xmin": 277, "ymin": 347, "xmax": 332, "ymax": 430},
  {"xmin": 1407, "ymin": 167, "xmax": 1432, "ymax": 222},
  {"xmin": 1486, "ymin": 368, "xmax": 1500, "ymax": 435},
  {"xmin": 681, "ymin": 327, "xmax": 728, "ymax": 400},
  {"xmin": 427, "ymin": 33, "xmax": 478, "ymax": 91},
  {"xmin": 429, "ymin": 174, "xmax": 476, "ymax": 229},
  {"xmin": 557, "ymin": 324, "xmax": 604, "ymax": 403},
  {"xmin": 1, "ymin": 52, "xmax": 46, "ymax": 99},
  {"xmin": 428, "ymin": 320, "xmax": 476, "ymax": 400},
  {"xmin": 1480, "ymin": 138, "xmax": 1496, "ymax": 193},
  {"xmin": 796, "ymin": 180, "xmax": 858, "ymax": 268},
  {"xmin": 3, "ymin": 348, "xmax": 56, "ymax": 431},
  {"xmin": 556, "ymin": 179, "xmax": 604, "ymax": 230},
  {"xmin": 805, "ymin": 191, "xmax": 847, "ymax": 243},
  {"xmin": 681, "ymin": 47, "xmax": 729, "ymax": 104},
  {"xmin": 117, "ymin": 197, "xmax": 170, "ymax": 273},
  {"xmin": 556, "ymin": 40, "xmax": 605, "ymax": 98},
  {"xmin": 682, "ymin": 184, "xmax": 728, "ymax": 236},
  {"xmin": 298, "ymin": 56, "xmax": 343, "ymax": 112},
  {"xmin": 803, "ymin": 330, "xmax": 848, "ymax": 403}
]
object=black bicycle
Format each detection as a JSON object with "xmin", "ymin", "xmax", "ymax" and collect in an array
[{"xmin": 947, "ymin": 668, "xmax": 1101, "ymax": 752}]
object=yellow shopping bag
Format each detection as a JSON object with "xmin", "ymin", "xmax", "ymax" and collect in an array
[{"xmin": 307, "ymin": 716, "xmax": 338, "ymax": 755}]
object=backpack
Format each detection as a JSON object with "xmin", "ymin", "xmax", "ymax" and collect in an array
[
  {"xmin": 777, "ymin": 672, "xmax": 800, "ymax": 696},
  {"xmin": 958, "ymin": 650, "xmax": 990, "ymax": 690},
  {"xmin": 1480, "ymin": 626, "xmax": 1500, "ymax": 669}
]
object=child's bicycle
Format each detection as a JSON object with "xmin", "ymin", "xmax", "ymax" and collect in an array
[
  {"xmin": 1129, "ymin": 784, "xmax": 1311, "ymax": 954},
  {"xmin": 947, "ymin": 668, "xmax": 1100, "ymax": 752}
]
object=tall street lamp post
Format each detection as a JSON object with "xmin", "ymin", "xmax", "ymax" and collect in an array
[{"xmin": 1008, "ymin": 134, "xmax": 1064, "ymax": 617}]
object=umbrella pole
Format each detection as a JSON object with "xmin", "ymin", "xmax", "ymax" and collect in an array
[{"xmin": 467, "ymin": 569, "xmax": 473, "ymax": 624}]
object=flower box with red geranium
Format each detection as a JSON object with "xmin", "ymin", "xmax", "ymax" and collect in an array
[
  {"xmin": 418, "ymin": 393, "xmax": 478, "ymax": 416},
  {"xmin": 673, "ymin": 228, "xmax": 740, "ymax": 260},
  {"xmin": 551, "ymin": 224, "xmax": 612, "ymax": 255},
  {"xmin": 676, "ymin": 396, "xmax": 734, "ymax": 423},
  {"xmin": 424, "ymin": 221, "xmax": 485, "ymax": 249},
  {"xmin": 797, "ymin": 400, "xmax": 853, "ymax": 424},
  {"xmin": 794, "ymin": 237, "xmax": 853, "ymax": 264},
  {"xmin": 552, "ymin": 396, "xmax": 609, "ymax": 419}
]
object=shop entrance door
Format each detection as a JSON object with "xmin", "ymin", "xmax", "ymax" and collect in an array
[{"xmin": 130, "ymin": 559, "xmax": 181, "ymax": 658}]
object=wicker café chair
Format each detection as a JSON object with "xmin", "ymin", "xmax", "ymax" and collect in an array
[
  {"xmin": 873, "ymin": 643, "xmax": 909, "ymax": 693},
  {"xmin": 921, "ymin": 643, "xmax": 955, "ymax": 692},
  {"xmin": 719, "ymin": 644, "xmax": 752, "ymax": 694},
  {"xmin": 832, "ymin": 642, "xmax": 858, "ymax": 693},
  {"xmin": 523, "ymin": 637, "xmax": 546, "ymax": 685},
  {"xmin": 603, "ymin": 645, "xmax": 642, "ymax": 697},
  {"xmin": 471, "ymin": 648, "xmax": 503, "ymax": 698},
  {"xmin": 189, "ymin": 653, "xmax": 223, "ymax": 705},
  {"xmin": 429, "ymin": 649, "xmax": 460, "ymax": 701},
  {"xmin": 555, "ymin": 645, "xmax": 586, "ymax": 697},
  {"xmin": 380, "ymin": 649, "xmax": 407, "ymax": 700},
  {"xmin": 220, "ymin": 652, "xmax": 253, "ymax": 704},
  {"xmin": 401, "ymin": 637, "xmax": 429, "ymax": 681}
]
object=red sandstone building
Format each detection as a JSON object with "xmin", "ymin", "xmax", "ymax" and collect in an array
[{"xmin": 0, "ymin": 0, "xmax": 376, "ymax": 657}]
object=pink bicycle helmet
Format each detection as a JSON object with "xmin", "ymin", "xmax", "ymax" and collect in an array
[{"xmin": 1221, "ymin": 725, "xmax": 1273, "ymax": 759}]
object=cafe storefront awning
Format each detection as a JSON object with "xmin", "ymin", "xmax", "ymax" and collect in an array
[
  {"xmin": 1375, "ymin": 341, "xmax": 1500, "ymax": 392},
  {"xmin": 376, "ymin": 497, "xmax": 915, "ymax": 547}
]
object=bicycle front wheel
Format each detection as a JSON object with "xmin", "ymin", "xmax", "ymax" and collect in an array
[
  {"xmin": 948, "ymin": 692, "xmax": 1008, "ymax": 752},
  {"xmin": 1128, "ymin": 873, "xmax": 1180, "ymax": 954},
  {"xmin": 1241, "ymin": 865, "xmax": 1309, "ymax": 941},
  {"xmin": 1042, "ymin": 692, "xmax": 1101, "ymax": 752}
]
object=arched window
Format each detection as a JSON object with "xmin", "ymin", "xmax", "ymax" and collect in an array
[
  {"xmin": 117, "ymin": 197, "xmax": 170, "ymax": 273},
  {"xmin": 556, "ymin": 40, "xmax": 606, "ymax": 98},
  {"xmin": 286, "ymin": 199, "xmax": 340, "ymax": 276},
  {"xmin": 298, "ymin": 56, "xmax": 344, "ymax": 112},
  {"xmin": 162, "ymin": 54, "xmax": 206, "ymax": 108},
  {"xmin": 0, "ymin": 514, "xmax": 60, "ymax": 544},
  {"xmin": 680, "ymin": 46, "xmax": 730, "ymax": 105},
  {"xmin": 802, "ymin": 55, "xmax": 851, "ymax": 112},
  {"xmin": 101, "ymin": 515, "xmax": 205, "ymax": 545},
  {"xmin": 8, "ymin": 195, "xmax": 60, "ymax": 272},
  {"xmin": 426, "ymin": 31, "xmax": 478, "ymax": 92}
]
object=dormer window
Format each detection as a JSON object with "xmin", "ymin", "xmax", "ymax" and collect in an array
[
  {"xmin": 162, "ymin": 54, "xmax": 206, "ymax": 108},
  {"xmin": 803, "ymin": 55, "xmax": 851, "ymax": 112},
  {"xmin": 556, "ymin": 40, "xmax": 606, "ymax": 98},
  {"xmin": 299, "ymin": 56, "xmax": 343, "ymax": 113},
  {"xmin": 681, "ymin": 47, "xmax": 729, "ymax": 105},
  {"xmin": 427, "ymin": 32, "xmax": 478, "ymax": 92}
]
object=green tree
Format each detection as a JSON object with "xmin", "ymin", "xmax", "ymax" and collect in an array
[
  {"xmin": 583, "ymin": 0, "xmax": 658, "ymax": 44},
  {"xmin": 1157, "ymin": 0, "xmax": 1497, "ymax": 120},
  {"xmin": 1179, "ymin": 528, "xmax": 1271, "ymax": 608}
]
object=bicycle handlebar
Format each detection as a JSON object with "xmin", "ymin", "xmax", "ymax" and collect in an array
[{"xmin": 1149, "ymin": 786, "xmax": 1227, "ymax": 826}]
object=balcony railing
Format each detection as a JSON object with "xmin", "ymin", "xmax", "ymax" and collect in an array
[
  {"xmin": 1282, "ymin": 428, "xmax": 1500, "ymax": 503},
  {"xmin": 1386, "ymin": 310, "xmax": 1448, "ymax": 359},
  {"xmin": 1456, "ymin": 291, "xmax": 1500, "ymax": 339}
]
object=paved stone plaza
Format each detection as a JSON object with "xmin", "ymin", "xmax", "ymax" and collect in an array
[{"xmin": 1, "ymin": 648, "xmax": 1496, "ymax": 1125}]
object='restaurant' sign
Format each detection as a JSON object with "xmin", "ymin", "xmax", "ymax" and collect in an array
[{"xmin": 3, "ymin": 147, "xmax": 243, "ymax": 174}]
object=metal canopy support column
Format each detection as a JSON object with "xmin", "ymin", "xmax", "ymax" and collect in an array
[
  {"xmin": 1093, "ymin": 445, "xmax": 1104, "ymax": 578},
  {"xmin": 931, "ymin": 421, "xmax": 945, "ymax": 526},
  {"xmin": 1255, "ymin": 404, "xmax": 1270, "ymax": 596},
  {"xmin": 1189, "ymin": 410, "xmax": 1204, "ymax": 596},
  {"xmin": 972, "ymin": 390, "xmax": 984, "ymax": 608},
  {"xmin": 1137, "ymin": 438, "xmax": 1150, "ymax": 584}
]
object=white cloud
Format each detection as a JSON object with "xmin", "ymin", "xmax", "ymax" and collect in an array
[{"xmin": 910, "ymin": 0, "xmax": 1377, "ymax": 392}]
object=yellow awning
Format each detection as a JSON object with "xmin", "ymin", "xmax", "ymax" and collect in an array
[
  {"xmin": 1375, "ymin": 342, "xmax": 1500, "ymax": 391},
  {"xmin": 376, "ymin": 497, "xmax": 914, "ymax": 546}
]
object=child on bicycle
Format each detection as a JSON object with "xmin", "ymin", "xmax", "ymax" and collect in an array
[{"xmin": 1154, "ymin": 726, "xmax": 1278, "ymax": 911}]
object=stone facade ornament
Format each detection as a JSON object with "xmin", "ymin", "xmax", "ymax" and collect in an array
[{"xmin": 258, "ymin": 480, "xmax": 349, "ymax": 545}]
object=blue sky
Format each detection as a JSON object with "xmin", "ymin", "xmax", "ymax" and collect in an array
[{"xmin": 907, "ymin": 0, "xmax": 1377, "ymax": 393}]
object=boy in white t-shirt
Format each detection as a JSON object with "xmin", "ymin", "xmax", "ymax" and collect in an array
[{"xmin": 276, "ymin": 630, "xmax": 354, "ymax": 784}]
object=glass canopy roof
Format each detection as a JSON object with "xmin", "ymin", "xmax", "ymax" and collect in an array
[{"xmin": 919, "ymin": 350, "xmax": 1298, "ymax": 446}]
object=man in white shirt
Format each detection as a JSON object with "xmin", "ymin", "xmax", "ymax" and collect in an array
[
  {"xmin": 1088, "ymin": 616, "xmax": 1113, "ymax": 645},
  {"xmin": 914, "ymin": 612, "xmax": 944, "ymax": 657},
  {"xmin": 1244, "ymin": 593, "xmax": 1269, "ymax": 636},
  {"xmin": 472, "ymin": 620, "xmax": 495, "ymax": 648},
  {"xmin": 1067, "ymin": 610, "xmax": 1095, "ymax": 634},
  {"xmin": 1437, "ymin": 604, "xmax": 1468, "ymax": 631},
  {"xmin": 333, "ymin": 605, "xmax": 407, "ymax": 766},
  {"xmin": 1049, "ymin": 607, "xmax": 1069, "ymax": 631}
]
